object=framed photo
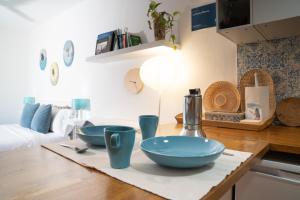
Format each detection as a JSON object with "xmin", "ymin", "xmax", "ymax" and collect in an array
[
  {"xmin": 95, "ymin": 31, "xmax": 115, "ymax": 55},
  {"xmin": 246, "ymin": 103, "xmax": 262, "ymax": 120}
]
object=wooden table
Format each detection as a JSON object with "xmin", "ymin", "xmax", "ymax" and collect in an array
[{"xmin": 0, "ymin": 125, "xmax": 299, "ymax": 200}]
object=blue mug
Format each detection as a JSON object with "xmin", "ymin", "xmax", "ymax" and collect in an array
[
  {"xmin": 104, "ymin": 126, "xmax": 136, "ymax": 169},
  {"xmin": 139, "ymin": 115, "xmax": 159, "ymax": 140}
]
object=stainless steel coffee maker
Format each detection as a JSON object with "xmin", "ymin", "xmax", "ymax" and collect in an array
[{"xmin": 180, "ymin": 88, "xmax": 206, "ymax": 137}]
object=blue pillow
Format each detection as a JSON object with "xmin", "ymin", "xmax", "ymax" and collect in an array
[
  {"xmin": 31, "ymin": 104, "xmax": 52, "ymax": 133},
  {"xmin": 20, "ymin": 103, "xmax": 40, "ymax": 128}
]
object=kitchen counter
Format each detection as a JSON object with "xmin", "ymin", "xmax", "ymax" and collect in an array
[
  {"xmin": 159, "ymin": 124, "xmax": 300, "ymax": 154},
  {"xmin": 0, "ymin": 125, "xmax": 299, "ymax": 200},
  {"xmin": 158, "ymin": 124, "xmax": 300, "ymax": 199}
]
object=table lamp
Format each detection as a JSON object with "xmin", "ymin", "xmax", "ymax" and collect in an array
[
  {"xmin": 23, "ymin": 97, "xmax": 35, "ymax": 104},
  {"xmin": 140, "ymin": 56, "xmax": 175, "ymax": 120},
  {"xmin": 71, "ymin": 98, "xmax": 91, "ymax": 140}
]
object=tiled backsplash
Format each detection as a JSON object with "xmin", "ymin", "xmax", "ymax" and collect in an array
[{"xmin": 237, "ymin": 36, "xmax": 300, "ymax": 103}]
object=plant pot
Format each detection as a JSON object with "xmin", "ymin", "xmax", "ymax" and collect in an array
[{"xmin": 154, "ymin": 21, "xmax": 166, "ymax": 41}]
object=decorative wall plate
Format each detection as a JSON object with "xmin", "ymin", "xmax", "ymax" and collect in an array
[
  {"xmin": 276, "ymin": 97, "xmax": 300, "ymax": 127},
  {"xmin": 39, "ymin": 49, "xmax": 47, "ymax": 70},
  {"xmin": 124, "ymin": 68, "xmax": 143, "ymax": 94},
  {"xmin": 63, "ymin": 40, "xmax": 74, "ymax": 67},
  {"xmin": 50, "ymin": 62, "xmax": 59, "ymax": 86}
]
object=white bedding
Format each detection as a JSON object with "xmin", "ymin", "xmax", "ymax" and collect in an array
[{"xmin": 0, "ymin": 124, "xmax": 67, "ymax": 152}]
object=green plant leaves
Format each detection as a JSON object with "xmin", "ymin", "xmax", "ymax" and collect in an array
[
  {"xmin": 173, "ymin": 11, "xmax": 180, "ymax": 16},
  {"xmin": 147, "ymin": 0, "xmax": 179, "ymax": 44},
  {"xmin": 170, "ymin": 34, "xmax": 176, "ymax": 43},
  {"xmin": 151, "ymin": 11, "xmax": 159, "ymax": 19},
  {"xmin": 149, "ymin": 1, "xmax": 161, "ymax": 10},
  {"xmin": 148, "ymin": 20, "xmax": 152, "ymax": 30}
]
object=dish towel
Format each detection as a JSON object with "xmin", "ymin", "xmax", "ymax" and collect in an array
[{"xmin": 43, "ymin": 137, "xmax": 252, "ymax": 200}]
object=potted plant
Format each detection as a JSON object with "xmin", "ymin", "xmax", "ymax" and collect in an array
[{"xmin": 147, "ymin": 0, "xmax": 179, "ymax": 45}]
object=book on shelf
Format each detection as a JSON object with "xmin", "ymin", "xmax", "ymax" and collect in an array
[
  {"xmin": 94, "ymin": 29, "xmax": 143, "ymax": 54},
  {"xmin": 114, "ymin": 28, "xmax": 143, "ymax": 50},
  {"xmin": 116, "ymin": 29, "xmax": 122, "ymax": 49},
  {"xmin": 113, "ymin": 30, "xmax": 119, "ymax": 50},
  {"xmin": 95, "ymin": 30, "xmax": 116, "ymax": 55},
  {"xmin": 126, "ymin": 32, "xmax": 131, "ymax": 47},
  {"xmin": 129, "ymin": 34, "xmax": 142, "ymax": 46},
  {"xmin": 122, "ymin": 34, "xmax": 126, "ymax": 48}
]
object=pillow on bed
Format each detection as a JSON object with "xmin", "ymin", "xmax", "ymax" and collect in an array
[
  {"xmin": 52, "ymin": 109, "xmax": 73, "ymax": 136},
  {"xmin": 82, "ymin": 120, "xmax": 95, "ymax": 127},
  {"xmin": 50, "ymin": 105, "xmax": 71, "ymax": 132},
  {"xmin": 20, "ymin": 103, "xmax": 40, "ymax": 128},
  {"xmin": 31, "ymin": 104, "xmax": 52, "ymax": 133}
]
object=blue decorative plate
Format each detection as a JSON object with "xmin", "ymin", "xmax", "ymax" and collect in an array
[
  {"xmin": 39, "ymin": 49, "xmax": 47, "ymax": 70},
  {"xmin": 79, "ymin": 125, "xmax": 116, "ymax": 146},
  {"xmin": 141, "ymin": 136, "xmax": 224, "ymax": 168},
  {"xmin": 63, "ymin": 40, "xmax": 74, "ymax": 67}
]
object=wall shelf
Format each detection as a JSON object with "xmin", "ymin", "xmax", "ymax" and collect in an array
[{"xmin": 86, "ymin": 40, "xmax": 179, "ymax": 63}]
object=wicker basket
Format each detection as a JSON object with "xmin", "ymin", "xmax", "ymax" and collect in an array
[{"xmin": 204, "ymin": 81, "xmax": 241, "ymax": 113}]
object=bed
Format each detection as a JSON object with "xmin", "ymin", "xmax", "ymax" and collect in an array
[
  {"xmin": 1, "ymin": 99, "xmax": 74, "ymax": 152},
  {"xmin": 0, "ymin": 124, "xmax": 67, "ymax": 152}
]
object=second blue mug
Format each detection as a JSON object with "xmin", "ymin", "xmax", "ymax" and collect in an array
[{"xmin": 139, "ymin": 115, "xmax": 159, "ymax": 140}]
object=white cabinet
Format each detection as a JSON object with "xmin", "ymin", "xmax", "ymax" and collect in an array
[
  {"xmin": 218, "ymin": 24, "xmax": 264, "ymax": 44},
  {"xmin": 236, "ymin": 171, "xmax": 300, "ymax": 200},
  {"xmin": 253, "ymin": 0, "xmax": 300, "ymax": 24},
  {"xmin": 217, "ymin": 0, "xmax": 259, "ymax": 44},
  {"xmin": 256, "ymin": 17, "xmax": 300, "ymax": 40},
  {"xmin": 220, "ymin": 188, "xmax": 232, "ymax": 200},
  {"xmin": 217, "ymin": 0, "xmax": 300, "ymax": 44},
  {"xmin": 236, "ymin": 151, "xmax": 300, "ymax": 200},
  {"xmin": 253, "ymin": 0, "xmax": 300, "ymax": 40}
]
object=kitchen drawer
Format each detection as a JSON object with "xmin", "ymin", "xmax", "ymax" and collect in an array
[{"xmin": 236, "ymin": 151, "xmax": 300, "ymax": 200}]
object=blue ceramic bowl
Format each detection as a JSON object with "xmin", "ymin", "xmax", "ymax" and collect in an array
[
  {"xmin": 79, "ymin": 125, "xmax": 116, "ymax": 146},
  {"xmin": 141, "ymin": 136, "xmax": 225, "ymax": 168}
]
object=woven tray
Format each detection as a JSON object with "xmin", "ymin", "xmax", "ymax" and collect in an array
[
  {"xmin": 239, "ymin": 69, "xmax": 276, "ymax": 117},
  {"xmin": 205, "ymin": 111, "xmax": 245, "ymax": 122},
  {"xmin": 202, "ymin": 116, "xmax": 274, "ymax": 131},
  {"xmin": 175, "ymin": 112, "xmax": 273, "ymax": 131}
]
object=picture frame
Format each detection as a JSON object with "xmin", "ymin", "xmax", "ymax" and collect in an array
[{"xmin": 95, "ymin": 31, "xmax": 115, "ymax": 55}]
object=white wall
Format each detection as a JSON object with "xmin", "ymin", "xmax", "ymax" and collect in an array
[
  {"xmin": 0, "ymin": 29, "xmax": 30, "ymax": 123},
  {"xmin": 28, "ymin": 0, "xmax": 237, "ymax": 124}
]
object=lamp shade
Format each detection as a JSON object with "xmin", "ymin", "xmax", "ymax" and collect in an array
[
  {"xmin": 140, "ymin": 56, "xmax": 175, "ymax": 92},
  {"xmin": 72, "ymin": 98, "xmax": 90, "ymax": 110},
  {"xmin": 23, "ymin": 97, "xmax": 35, "ymax": 104}
]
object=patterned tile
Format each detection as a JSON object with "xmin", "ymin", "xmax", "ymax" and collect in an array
[{"xmin": 238, "ymin": 36, "xmax": 300, "ymax": 103}]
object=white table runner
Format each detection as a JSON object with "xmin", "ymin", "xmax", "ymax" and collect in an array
[{"xmin": 43, "ymin": 137, "xmax": 252, "ymax": 200}]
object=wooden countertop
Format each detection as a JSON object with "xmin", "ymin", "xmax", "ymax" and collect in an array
[
  {"xmin": 0, "ymin": 125, "xmax": 299, "ymax": 200},
  {"xmin": 158, "ymin": 124, "xmax": 300, "ymax": 154}
]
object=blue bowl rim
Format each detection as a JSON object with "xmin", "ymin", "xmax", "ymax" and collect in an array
[
  {"xmin": 104, "ymin": 125, "xmax": 136, "ymax": 133},
  {"xmin": 77, "ymin": 133, "xmax": 103, "ymax": 137},
  {"xmin": 139, "ymin": 115, "xmax": 159, "ymax": 118},
  {"xmin": 79, "ymin": 125, "xmax": 136, "ymax": 136},
  {"xmin": 79, "ymin": 125, "xmax": 117, "ymax": 136},
  {"xmin": 140, "ymin": 136, "xmax": 225, "ymax": 158}
]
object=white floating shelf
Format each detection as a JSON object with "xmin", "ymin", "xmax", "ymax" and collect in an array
[{"xmin": 86, "ymin": 40, "xmax": 180, "ymax": 63}]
